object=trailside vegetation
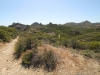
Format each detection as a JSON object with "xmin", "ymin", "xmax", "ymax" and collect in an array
[{"xmin": 0, "ymin": 26, "xmax": 17, "ymax": 42}]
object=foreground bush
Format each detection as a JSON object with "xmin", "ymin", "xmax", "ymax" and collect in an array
[
  {"xmin": 22, "ymin": 52, "xmax": 33, "ymax": 67},
  {"xmin": 43, "ymin": 50, "xmax": 57, "ymax": 71},
  {"xmin": 0, "ymin": 26, "xmax": 17, "ymax": 42},
  {"xmin": 21, "ymin": 49, "xmax": 57, "ymax": 72},
  {"xmin": 14, "ymin": 37, "xmax": 39, "ymax": 59},
  {"xmin": 14, "ymin": 37, "xmax": 25, "ymax": 58},
  {"xmin": 31, "ymin": 50, "xmax": 43, "ymax": 68},
  {"xmin": 0, "ymin": 30, "xmax": 11, "ymax": 42}
]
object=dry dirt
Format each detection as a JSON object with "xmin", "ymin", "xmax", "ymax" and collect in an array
[{"xmin": 0, "ymin": 38, "xmax": 100, "ymax": 75}]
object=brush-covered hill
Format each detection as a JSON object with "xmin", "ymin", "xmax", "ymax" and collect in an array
[{"xmin": 7, "ymin": 21, "xmax": 100, "ymax": 74}]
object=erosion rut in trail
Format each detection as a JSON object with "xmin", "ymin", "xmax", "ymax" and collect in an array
[{"xmin": 0, "ymin": 38, "xmax": 100, "ymax": 75}]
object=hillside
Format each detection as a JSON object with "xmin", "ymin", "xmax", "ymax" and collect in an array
[
  {"xmin": 0, "ymin": 38, "xmax": 100, "ymax": 75},
  {"xmin": 0, "ymin": 21, "xmax": 100, "ymax": 75},
  {"xmin": 10, "ymin": 22, "xmax": 100, "ymax": 63}
]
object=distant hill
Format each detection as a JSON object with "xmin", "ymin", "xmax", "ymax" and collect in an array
[
  {"xmin": 9, "ymin": 21, "xmax": 100, "ymax": 31},
  {"xmin": 64, "ymin": 20, "xmax": 100, "ymax": 26},
  {"xmin": 9, "ymin": 22, "xmax": 42, "ymax": 31},
  {"xmin": 9, "ymin": 23, "xmax": 30, "ymax": 31},
  {"xmin": 80, "ymin": 20, "xmax": 92, "ymax": 25}
]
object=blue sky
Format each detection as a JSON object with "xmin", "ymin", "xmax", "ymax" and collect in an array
[{"xmin": 0, "ymin": 0, "xmax": 100, "ymax": 26}]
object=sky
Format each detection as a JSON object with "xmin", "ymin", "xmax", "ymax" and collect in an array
[{"xmin": 0, "ymin": 0, "xmax": 100, "ymax": 26}]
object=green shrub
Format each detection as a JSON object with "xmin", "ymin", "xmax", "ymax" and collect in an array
[
  {"xmin": 88, "ymin": 41, "xmax": 100, "ymax": 50},
  {"xmin": 31, "ymin": 52, "xmax": 43, "ymax": 68},
  {"xmin": 0, "ymin": 30, "xmax": 11, "ymax": 42},
  {"xmin": 0, "ymin": 26, "xmax": 17, "ymax": 42},
  {"xmin": 62, "ymin": 39, "xmax": 68, "ymax": 47},
  {"xmin": 43, "ymin": 50, "xmax": 57, "ymax": 71},
  {"xmin": 21, "ymin": 49, "xmax": 57, "ymax": 71},
  {"xmin": 25, "ymin": 37, "xmax": 34, "ymax": 50},
  {"xmin": 70, "ymin": 40, "xmax": 78, "ymax": 49},
  {"xmin": 22, "ymin": 52, "xmax": 33, "ymax": 67},
  {"xmin": 14, "ymin": 36, "xmax": 40, "ymax": 59},
  {"xmin": 14, "ymin": 40, "xmax": 26, "ymax": 59}
]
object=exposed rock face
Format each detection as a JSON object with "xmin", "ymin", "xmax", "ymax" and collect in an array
[
  {"xmin": 9, "ymin": 23, "xmax": 30, "ymax": 31},
  {"xmin": 9, "ymin": 22, "xmax": 42, "ymax": 31},
  {"xmin": 31, "ymin": 22, "xmax": 42, "ymax": 27},
  {"xmin": 31, "ymin": 22, "xmax": 41, "ymax": 26},
  {"xmin": 80, "ymin": 20, "xmax": 92, "ymax": 25}
]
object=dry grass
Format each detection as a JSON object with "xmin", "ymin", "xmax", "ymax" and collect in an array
[{"xmin": 38, "ymin": 44, "xmax": 100, "ymax": 75}]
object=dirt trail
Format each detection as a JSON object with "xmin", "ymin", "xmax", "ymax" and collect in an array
[
  {"xmin": 0, "ymin": 38, "xmax": 51, "ymax": 75},
  {"xmin": 0, "ymin": 38, "xmax": 100, "ymax": 75}
]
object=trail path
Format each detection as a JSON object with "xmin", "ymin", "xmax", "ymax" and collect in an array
[
  {"xmin": 0, "ymin": 37, "xmax": 100, "ymax": 75},
  {"xmin": 0, "ymin": 38, "xmax": 48, "ymax": 75}
]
